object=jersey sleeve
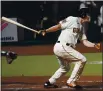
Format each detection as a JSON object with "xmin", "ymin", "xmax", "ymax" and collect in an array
[
  {"xmin": 79, "ymin": 23, "xmax": 87, "ymax": 40},
  {"xmin": 79, "ymin": 30, "xmax": 87, "ymax": 40},
  {"xmin": 59, "ymin": 17, "xmax": 71, "ymax": 29},
  {"xmin": 81, "ymin": 34, "xmax": 87, "ymax": 40}
]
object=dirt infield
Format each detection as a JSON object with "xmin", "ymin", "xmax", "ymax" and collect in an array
[{"xmin": 1, "ymin": 76, "xmax": 103, "ymax": 91}]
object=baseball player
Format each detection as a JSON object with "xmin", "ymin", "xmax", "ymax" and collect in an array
[
  {"xmin": 1, "ymin": 50, "xmax": 17, "ymax": 64},
  {"xmin": 39, "ymin": 8, "xmax": 100, "ymax": 89}
]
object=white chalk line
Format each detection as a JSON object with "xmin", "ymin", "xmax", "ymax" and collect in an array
[
  {"xmin": 78, "ymin": 80, "xmax": 102, "ymax": 82},
  {"xmin": 61, "ymin": 80, "xmax": 102, "ymax": 83},
  {"xmin": 73, "ymin": 61, "xmax": 102, "ymax": 64},
  {"xmin": 87, "ymin": 61, "xmax": 102, "ymax": 64}
]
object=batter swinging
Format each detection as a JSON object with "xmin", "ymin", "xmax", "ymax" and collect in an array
[{"xmin": 39, "ymin": 8, "xmax": 100, "ymax": 89}]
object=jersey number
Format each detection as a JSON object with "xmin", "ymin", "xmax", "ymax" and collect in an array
[{"xmin": 73, "ymin": 28, "xmax": 80, "ymax": 33}]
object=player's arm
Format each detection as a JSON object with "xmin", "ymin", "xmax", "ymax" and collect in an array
[
  {"xmin": 39, "ymin": 17, "xmax": 69, "ymax": 36},
  {"xmin": 80, "ymin": 34, "xmax": 94, "ymax": 47},
  {"xmin": 39, "ymin": 23, "xmax": 61, "ymax": 36},
  {"xmin": 82, "ymin": 39, "xmax": 95, "ymax": 47},
  {"xmin": 80, "ymin": 19, "xmax": 100, "ymax": 49},
  {"xmin": 81, "ymin": 34, "xmax": 100, "ymax": 49},
  {"xmin": 45, "ymin": 23, "xmax": 61, "ymax": 33}
]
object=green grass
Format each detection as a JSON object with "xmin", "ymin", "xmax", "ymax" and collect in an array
[{"xmin": 1, "ymin": 53, "xmax": 102, "ymax": 77}]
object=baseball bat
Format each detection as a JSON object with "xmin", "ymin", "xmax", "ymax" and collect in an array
[{"xmin": 2, "ymin": 16, "xmax": 40, "ymax": 34}]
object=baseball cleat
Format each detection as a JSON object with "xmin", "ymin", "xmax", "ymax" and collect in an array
[
  {"xmin": 66, "ymin": 83, "xmax": 83, "ymax": 89},
  {"xmin": 44, "ymin": 81, "xmax": 58, "ymax": 88}
]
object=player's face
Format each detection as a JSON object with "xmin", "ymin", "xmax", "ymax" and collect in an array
[{"xmin": 80, "ymin": 16, "xmax": 90, "ymax": 24}]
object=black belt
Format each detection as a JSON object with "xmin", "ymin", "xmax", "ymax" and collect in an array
[{"xmin": 57, "ymin": 41, "xmax": 73, "ymax": 47}]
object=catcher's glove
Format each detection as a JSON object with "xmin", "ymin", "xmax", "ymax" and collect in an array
[
  {"xmin": 39, "ymin": 30, "xmax": 46, "ymax": 36},
  {"xmin": 6, "ymin": 51, "xmax": 17, "ymax": 64},
  {"xmin": 94, "ymin": 43, "xmax": 101, "ymax": 50}
]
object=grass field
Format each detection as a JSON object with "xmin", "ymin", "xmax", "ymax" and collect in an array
[{"xmin": 1, "ymin": 53, "xmax": 102, "ymax": 77}]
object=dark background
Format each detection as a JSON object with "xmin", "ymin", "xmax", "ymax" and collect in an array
[{"xmin": 1, "ymin": 1, "xmax": 103, "ymax": 45}]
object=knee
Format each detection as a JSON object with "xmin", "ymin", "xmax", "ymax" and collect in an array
[{"xmin": 81, "ymin": 56, "xmax": 87, "ymax": 63}]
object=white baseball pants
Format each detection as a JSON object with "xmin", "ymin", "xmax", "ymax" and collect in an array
[{"xmin": 49, "ymin": 43, "xmax": 87, "ymax": 84}]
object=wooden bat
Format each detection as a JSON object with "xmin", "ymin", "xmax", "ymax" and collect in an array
[{"xmin": 2, "ymin": 16, "xmax": 40, "ymax": 34}]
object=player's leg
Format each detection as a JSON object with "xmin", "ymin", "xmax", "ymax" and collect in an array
[
  {"xmin": 49, "ymin": 57, "xmax": 70, "ymax": 83},
  {"xmin": 64, "ymin": 47, "xmax": 87, "ymax": 88},
  {"xmin": 44, "ymin": 43, "xmax": 86, "ymax": 88},
  {"xmin": 44, "ymin": 57, "xmax": 70, "ymax": 88},
  {"xmin": 52, "ymin": 44, "xmax": 86, "ymax": 88},
  {"xmin": 66, "ymin": 60, "xmax": 86, "ymax": 88},
  {"xmin": 44, "ymin": 43, "xmax": 71, "ymax": 88}
]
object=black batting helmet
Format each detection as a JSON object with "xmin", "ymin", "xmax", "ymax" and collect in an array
[{"xmin": 79, "ymin": 8, "xmax": 89, "ymax": 18}]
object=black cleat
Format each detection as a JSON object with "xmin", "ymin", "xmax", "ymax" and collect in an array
[{"xmin": 44, "ymin": 81, "xmax": 58, "ymax": 88}]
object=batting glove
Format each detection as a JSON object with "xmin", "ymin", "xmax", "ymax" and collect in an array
[
  {"xmin": 39, "ymin": 30, "xmax": 46, "ymax": 36},
  {"xmin": 94, "ymin": 43, "xmax": 101, "ymax": 50}
]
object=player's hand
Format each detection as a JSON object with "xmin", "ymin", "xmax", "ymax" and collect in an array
[
  {"xmin": 94, "ymin": 43, "xmax": 101, "ymax": 49},
  {"xmin": 39, "ymin": 30, "xmax": 46, "ymax": 36}
]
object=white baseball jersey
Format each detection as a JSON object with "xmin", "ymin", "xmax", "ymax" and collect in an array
[
  {"xmin": 49, "ymin": 16, "xmax": 87, "ymax": 85},
  {"xmin": 58, "ymin": 16, "xmax": 87, "ymax": 47}
]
